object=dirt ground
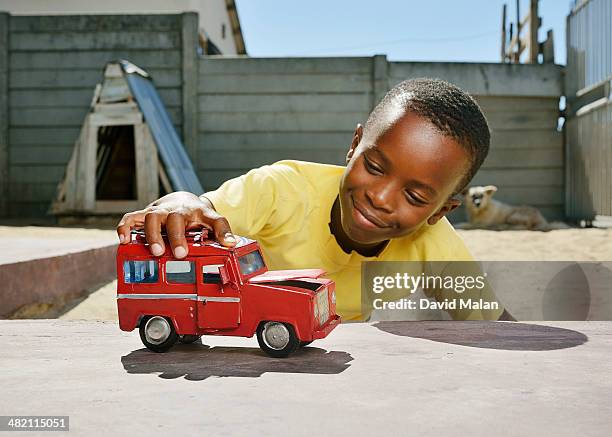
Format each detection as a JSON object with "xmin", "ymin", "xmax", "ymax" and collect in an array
[{"xmin": 57, "ymin": 227, "xmax": 612, "ymax": 321}]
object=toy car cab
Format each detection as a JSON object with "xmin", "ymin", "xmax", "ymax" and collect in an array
[{"xmin": 117, "ymin": 230, "xmax": 340, "ymax": 357}]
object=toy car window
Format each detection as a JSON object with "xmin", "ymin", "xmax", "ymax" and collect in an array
[
  {"xmin": 123, "ymin": 260, "xmax": 158, "ymax": 284},
  {"xmin": 202, "ymin": 264, "xmax": 223, "ymax": 284},
  {"xmin": 166, "ymin": 261, "xmax": 195, "ymax": 284},
  {"xmin": 238, "ymin": 250, "xmax": 265, "ymax": 276}
]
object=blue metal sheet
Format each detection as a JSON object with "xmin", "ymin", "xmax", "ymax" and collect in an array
[{"xmin": 120, "ymin": 60, "xmax": 203, "ymax": 194}]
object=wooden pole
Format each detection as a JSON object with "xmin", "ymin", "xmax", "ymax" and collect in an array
[
  {"xmin": 515, "ymin": 0, "xmax": 521, "ymax": 63},
  {"xmin": 501, "ymin": 4, "xmax": 507, "ymax": 62},
  {"xmin": 528, "ymin": 0, "xmax": 540, "ymax": 63}
]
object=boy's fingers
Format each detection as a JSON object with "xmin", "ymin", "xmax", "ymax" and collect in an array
[
  {"xmin": 166, "ymin": 212, "xmax": 188, "ymax": 259},
  {"xmin": 116, "ymin": 210, "xmax": 146, "ymax": 244},
  {"xmin": 208, "ymin": 216, "xmax": 236, "ymax": 247},
  {"xmin": 144, "ymin": 211, "xmax": 166, "ymax": 256}
]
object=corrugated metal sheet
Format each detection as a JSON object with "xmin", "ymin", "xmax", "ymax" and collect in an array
[
  {"xmin": 566, "ymin": 102, "xmax": 612, "ymax": 218},
  {"xmin": 566, "ymin": 0, "xmax": 612, "ymax": 220},
  {"xmin": 567, "ymin": 0, "xmax": 612, "ymax": 96},
  {"xmin": 121, "ymin": 60, "xmax": 203, "ymax": 195}
]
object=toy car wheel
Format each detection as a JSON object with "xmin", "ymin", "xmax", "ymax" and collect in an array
[
  {"xmin": 178, "ymin": 334, "xmax": 201, "ymax": 344},
  {"xmin": 257, "ymin": 321, "xmax": 300, "ymax": 358},
  {"xmin": 139, "ymin": 315, "xmax": 178, "ymax": 353}
]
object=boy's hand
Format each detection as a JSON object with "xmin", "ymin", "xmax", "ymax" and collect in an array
[{"xmin": 116, "ymin": 192, "xmax": 236, "ymax": 259}]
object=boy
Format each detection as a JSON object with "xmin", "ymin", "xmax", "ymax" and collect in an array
[{"xmin": 117, "ymin": 78, "xmax": 513, "ymax": 322}]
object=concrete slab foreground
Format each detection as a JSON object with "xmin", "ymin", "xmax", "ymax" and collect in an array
[
  {"xmin": 0, "ymin": 226, "xmax": 117, "ymax": 317},
  {"xmin": 1, "ymin": 320, "xmax": 611, "ymax": 436}
]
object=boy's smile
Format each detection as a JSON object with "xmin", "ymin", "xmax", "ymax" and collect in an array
[{"xmin": 331, "ymin": 112, "xmax": 471, "ymax": 255}]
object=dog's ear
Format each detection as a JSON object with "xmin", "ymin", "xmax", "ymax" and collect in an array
[
  {"xmin": 484, "ymin": 185, "xmax": 498, "ymax": 195},
  {"xmin": 460, "ymin": 187, "xmax": 469, "ymax": 197}
]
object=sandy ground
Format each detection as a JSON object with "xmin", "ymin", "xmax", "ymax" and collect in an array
[
  {"xmin": 57, "ymin": 227, "xmax": 612, "ymax": 321},
  {"xmin": 0, "ymin": 225, "xmax": 116, "ymax": 265}
]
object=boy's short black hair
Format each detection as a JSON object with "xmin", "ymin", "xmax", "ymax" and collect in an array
[{"xmin": 364, "ymin": 77, "xmax": 490, "ymax": 196}]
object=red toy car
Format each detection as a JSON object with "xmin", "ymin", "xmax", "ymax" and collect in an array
[{"xmin": 116, "ymin": 230, "xmax": 340, "ymax": 357}]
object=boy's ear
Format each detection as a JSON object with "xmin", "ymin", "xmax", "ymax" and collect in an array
[
  {"xmin": 427, "ymin": 197, "xmax": 462, "ymax": 226},
  {"xmin": 346, "ymin": 123, "xmax": 364, "ymax": 164}
]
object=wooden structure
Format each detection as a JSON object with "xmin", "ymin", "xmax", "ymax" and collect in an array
[
  {"xmin": 51, "ymin": 62, "xmax": 160, "ymax": 215},
  {"xmin": 51, "ymin": 62, "xmax": 187, "ymax": 217},
  {"xmin": 501, "ymin": 0, "xmax": 555, "ymax": 64}
]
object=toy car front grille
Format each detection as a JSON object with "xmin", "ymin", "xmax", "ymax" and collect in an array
[{"xmin": 316, "ymin": 288, "xmax": 330, "ymax": 326}]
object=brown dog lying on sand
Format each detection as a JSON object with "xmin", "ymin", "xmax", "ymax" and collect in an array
[{"xmin": 457, "ymin": 185, "xmax": 559, "ymax": 231}]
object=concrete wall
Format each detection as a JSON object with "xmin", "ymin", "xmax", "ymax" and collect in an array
[
  {"xmin": 198, "ymin": 57, "xmax": 564, "ymax": 221},
  {"xmin": 0, "ymin": 13, "xmax": 565, "ymax": 221},
  {"xmin": 0, "ymin": 12, "xmax": 192, "ymax": 218}
]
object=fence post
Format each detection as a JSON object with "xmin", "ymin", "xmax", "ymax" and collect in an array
[
  {"xmin": 0, "ymin": 13, "xmax": 9, "ymax": 217},
  {"xmin": 372, "ymin": 54, "xmax": 388, "ymax": 109},
  {"xmin": 181, "ymin": 12, "xmax": 199, "ymax": 164}
]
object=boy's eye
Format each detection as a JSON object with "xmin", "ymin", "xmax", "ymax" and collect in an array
[
  {"xmin": 405, "ymin": 191, "xmax": 427, "ymax": 206},
  {"xmin": 363, "ymin": 156, "xmax": 382, "ymax": 174}
]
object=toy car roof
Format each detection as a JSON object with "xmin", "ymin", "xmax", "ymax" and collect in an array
[{"xmin": 129, "ymin": 229, "xmax": 256, "ymax": 253}]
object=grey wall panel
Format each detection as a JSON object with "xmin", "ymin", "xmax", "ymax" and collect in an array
[{"xmin": 198, "ymin": 57, "xmax": 564, "ymax": 222}]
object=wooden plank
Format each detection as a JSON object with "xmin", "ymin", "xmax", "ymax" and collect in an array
[
  {"xmin": 181, "ymin": 12, "xmax": 199, "ymax": 162},
  {"xmin": 372, "ymin": 54, "xmax": 388, "ymax": 108},
  {"xmin": 9, "ymin": 165, "xmax": 66, "ymax": 184},
  {"xmin": 94, "ymin": 102, "xmax": 139, "ymax": 114},
  {"xmin": 10, "ymin": 31, "xmax": 181, "ymax": 51},
  {"xmin": 7, "ymin": 183, "xmax": 57, "ymax": 202},
  {"xmin": 197, "ymin": 149, "xmax": 347, "ymax": 170},
  {"xmin": 9, "ymin": 69, "xmax": 181, "ymax": 89},
  {"xmin": 198, "ymin": 74, "xmax": 372, "ymax": 94},
  {"xmin": 10, "ymin": 107, "xmax": 182, "ymax": 128},
  {"xmin": 9, "ymin": 50, "xmax": 181, "ymax": 70},
  {"xmin": 485, "ymin": 110, "xmax": 560, "ymax": 130},
  {"xmin": 198, "ymin": 132, "xmax": 353, "ymax": 150},
  {"xmin": 198, "ymin": 94, "xmax": 371, "ymax": 113},
  {"xmin": 470, "ymin": 168, "xmax": 564, "ymax": 187},
  {"xmin": 490, "ymin": 129, "xmax": 563, "ymax": 149},
  {"xmin": 9, "ymin": 146, "xmax": 73, "ymax": 165},
  {"xmin": 75, "ymin": 115, "xmax": 97, "ymax": 212},
  {"xmin": 134, "ymin": 123, "xmax": 159, "ymax": 206},
  {"xmin": 10, "ymin": 89, "xmax": 93, "ymax": 108},
  {"xmin": 90, "ymin": 112, "xmax": 142, "ymax": 127},
  {"xmin": 475, "ymin": 96, "xmax": 560, "ymax": 112},
  {"xmin": 482, "ymin": 148, "xmax": 563, "ymax": 168},
  {"xmin": 10, "ymin": 107, "xmax": 89, "ymax": 127},
  {"xmin": 0, "ymin": 13, "xmax": 7, "ymax": 216},
  {"xmin": 10, "ymin": 127, "xmax": 81, "ymax": 146},
  {"xmin": 388, "ymin": 62, "xmax": 563, "ymax": 97},
  {"xmin": 9, "ymin": 15, "xmax": 182, "ymax": 33},
  {"xmin": 199, "ymin": 112, "xmax": 369, "ymax": 132},
  {"xmin": 5, "ymin": 202, "xmax": 53, "ymax": 218},
  {"xmin": 199, "ymin": 57, "xmax": 373, "ymax": 75}
]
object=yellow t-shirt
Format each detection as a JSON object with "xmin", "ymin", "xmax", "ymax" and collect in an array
[{"xmin": 203, "ymin": 159, "xmax": 504, "ymax": 321}]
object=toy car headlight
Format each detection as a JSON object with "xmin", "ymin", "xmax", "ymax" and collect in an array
[{"xmin": 315, "ymin": 288, "xmax": 330, "ymax": 326}]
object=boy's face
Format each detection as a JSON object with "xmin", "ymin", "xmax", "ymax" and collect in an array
[{"xmin": 339, "ymin": 112, "xmax": 470, "ymax": 245}]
